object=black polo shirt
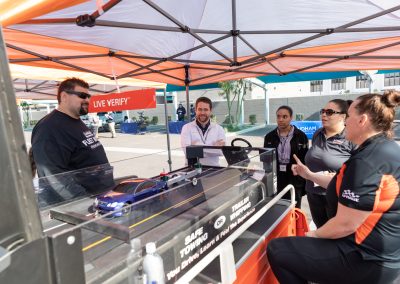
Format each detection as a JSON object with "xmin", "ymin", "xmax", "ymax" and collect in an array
[
  {"xmin": 326, "ymin": 134, "xmax": 400, "ymax": 267},
  {"xmin": 305, "ymin": 128, "xmax": 356, "ymax": 194}
]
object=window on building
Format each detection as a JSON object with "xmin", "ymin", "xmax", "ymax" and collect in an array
[
  {"xmin": 156, "ymin": 95, "xmax": 173, "ymax": 104},
  {"xmin": 331, "ymin": 78, "xmax": 346, "ymax": 91},
  {"xmin": 356, "ymin": 75, "xmax": 369, "ymax": 89},
  {"xmin": 310, "ymin": 80, "xmax": 323, "ymax": 92},
  {"xmin": 384, "ymin": 72, "xmax": 400, "ymax": 87}
]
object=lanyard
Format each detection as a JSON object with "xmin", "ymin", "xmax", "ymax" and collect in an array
[
  {"xmin": 277, "ymin": 127, "xmax": 292, "ymax": 164},
  {"xmin": 279, "ymin": 137, "xmax": 290, "ymax": 163},
  {"xmin": 195, "ymin": 125, "xmax": 210, "ymax": 144}
]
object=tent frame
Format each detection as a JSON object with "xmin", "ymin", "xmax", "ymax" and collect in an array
[
  {"xmin": 10, "ymin": 1, "xmax": 400, "ymax": 86},
  {"xmin": 6, "ymin": 0, "xmax": 400, "ymax": 172}
]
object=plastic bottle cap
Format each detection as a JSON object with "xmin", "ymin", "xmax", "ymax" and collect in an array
[{"xmin": 146, "ymin": 242, "xmax": 156, "ymax": 254}]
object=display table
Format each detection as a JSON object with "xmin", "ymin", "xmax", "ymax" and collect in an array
[{"xmin": 168, "ymin": 121, "xmax": 188, "ymax": 134}]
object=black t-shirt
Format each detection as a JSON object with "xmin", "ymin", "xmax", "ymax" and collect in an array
[
  {"xmin": 32, "ymin": 110, "xmax": 113, "ymax": 199},
  {"xmin": 326, "ymin": 134, "xmax": 400, "ymax": 267}
]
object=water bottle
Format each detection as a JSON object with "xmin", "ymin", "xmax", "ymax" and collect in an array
[
  {"xmin": 142, "ymin": 242, "xmax": 165, "ymax": 284},
  {"xmin": 194, "ymin": 162, "xmax": 202, "ymax": 174},
  {"xmin": 127, "ymin": 239, "xmax": 144, "ymax": 284}
]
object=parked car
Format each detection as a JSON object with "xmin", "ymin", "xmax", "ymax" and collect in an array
[{"xmin": 93, "ymin": 178, "xmax": 167, "ymax": 217}]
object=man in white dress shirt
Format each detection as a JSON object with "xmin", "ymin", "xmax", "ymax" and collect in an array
[{"xmin": 181, "ymin": 97, "xmax": 226, "ymax": 166}]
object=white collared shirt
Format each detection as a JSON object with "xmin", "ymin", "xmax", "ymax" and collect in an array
[{"xmin": 180, "ymin": 120, "xmax": 226, "ymax": 166}]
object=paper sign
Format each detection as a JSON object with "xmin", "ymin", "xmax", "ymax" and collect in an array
[{"xmin": 89, "ymin": 89, "xmax": 156, "ymax": 112}]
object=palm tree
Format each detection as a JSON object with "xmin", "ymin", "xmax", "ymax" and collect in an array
[{"xmin": 218, "ymin": 79, "xmax": 252, "ymax": 128}]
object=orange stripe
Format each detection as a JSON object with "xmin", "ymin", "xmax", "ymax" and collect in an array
[
  {"xmin": 355, "ymin": 175, "xmax": 399, "ymax": 244},
  {"xmin": 336, "ymin": 164, "xmax": 347, "ymax": 196},
  {"xmin": 1, "ymin": 0, "xmax": 89, "ymax": 27}
]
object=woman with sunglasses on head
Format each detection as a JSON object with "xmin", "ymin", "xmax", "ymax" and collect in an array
[
  {"xmin": 305, "ymin": 99, "xmax": 357, "ymax": 228},
  {"xmin": 267, "ymin": 91, "xmax": 400, "ymax": 284}
]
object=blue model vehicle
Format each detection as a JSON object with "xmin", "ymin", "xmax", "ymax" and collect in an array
[{"xmin": 93, "ymin": 178, "xmax": 167, "ymax": 217}]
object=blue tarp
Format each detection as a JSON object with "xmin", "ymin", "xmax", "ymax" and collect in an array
[
  {"xmin": 291, "ymin": 121, "xmax": 322, "ymax": 139},
  {"xmin": 168, "ymin": 121, "xmax": 188, "ymax": 134},
  {"xmin": 120, "ymin": 122, "xmax": 147, "ymax": 134}
]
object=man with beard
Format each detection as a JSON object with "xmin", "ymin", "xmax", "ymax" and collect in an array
[
  {"xmin": 31, "ymin": 78, "xmax": 113, "ymax": 203},
  {"xmin": 264, "ymin": 105, "xmax": 308, "ymax": 208},
  {"xmin": 181, "ymin": 96, "xmax": 226, "ymax": 166}
]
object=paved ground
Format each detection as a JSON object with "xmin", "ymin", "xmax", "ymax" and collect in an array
[{"xmin": 24, "ymin": 124, "xmax": 312, "ymax": 223}]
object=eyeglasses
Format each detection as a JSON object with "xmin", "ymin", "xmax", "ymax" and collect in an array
[
  {"xmin": 65, "ymin": 90, "xmax": 91, "ymax": 100},
  {"xmin": 319, "ymin": 109, "xmax": 344, "ymax": 116}
]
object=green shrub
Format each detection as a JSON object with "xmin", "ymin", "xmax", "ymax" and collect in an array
[
  {"xmin": 151, "ymin": 116, "xmax": 159, "ymax": 125},
  {"xmin": 249, "ymin": 114, "xmax": 257, "ymax": 125},
  {"xmin": 226, "ymin": 124, "xmax": 241, "ymax": 132},
  {"xmin": 222, "ymin": 114, "xmax": 235, "ymax": 125}
]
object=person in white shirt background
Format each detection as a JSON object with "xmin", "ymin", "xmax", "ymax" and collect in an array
[
  {"xmin": 88, "ymin": 113, "xmax": 100, "ymax": 138},
  {"xmin": 180, "ymin": 96, "xmax": 226, "ymax": 166},
  {"xmin": 105, "ymin": 111, "xmax": 117, "ymax": 138}
]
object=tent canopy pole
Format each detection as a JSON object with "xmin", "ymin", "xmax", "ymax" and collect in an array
[
  {"xmin": 163, "ymin": 88, "xmax": 172, "ymax": 172},
  {"xmin": 185, "ymin": 65, "xmax": 190, "ymax": 122}
]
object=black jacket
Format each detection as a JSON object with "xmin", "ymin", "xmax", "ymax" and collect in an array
[{"xmin": 264, "ymin": 125, "xmax": 308, "ymax": 193}]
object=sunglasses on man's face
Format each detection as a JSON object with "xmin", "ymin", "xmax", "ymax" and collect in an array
[
  {"xmin": 319, "ymin": 109, "xmax": 344, "ymax": 116},
  {"xmin": 65, "ymin": 90, "xmax": 91, "ymax": 100}
]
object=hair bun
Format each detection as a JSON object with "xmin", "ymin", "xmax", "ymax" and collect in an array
[{"xmin": 381, "ymin": 90, "xmax": 400, "ymax": 108}]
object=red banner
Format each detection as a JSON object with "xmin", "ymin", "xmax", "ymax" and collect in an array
[{"xmin": 88, "ymin": 89, "xmax": 156, "ymax": 112}]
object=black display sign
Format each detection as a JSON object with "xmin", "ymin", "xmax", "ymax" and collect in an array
[{"xmin": 162, "ymin": 182, "xmax": 266, "ymax": 283}]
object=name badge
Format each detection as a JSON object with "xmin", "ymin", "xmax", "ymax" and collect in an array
[{"xmin": 279, "ymin": 165, "xmax": 287, "ymax": 172}]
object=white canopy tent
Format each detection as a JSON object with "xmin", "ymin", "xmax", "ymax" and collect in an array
[
  {"xmin": 10, "ymin": 63, "xmax": 166, "ymax": 100},
  {"xmin": 5, "ymin": 0, "xmax": 400, "ymax": 116},
  {"xmin": 3, "ymin": 0, "xmax": 400, "ymax": 170},
  {"xmin": 9, "ymin": 0, "xmax": 400, "ymax": 80},
  {"xmin": 10, "ymin": 64, "xmax": 166, "ymax": 89}
]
